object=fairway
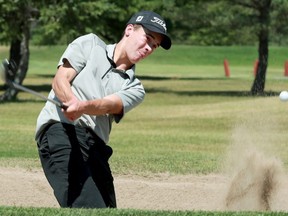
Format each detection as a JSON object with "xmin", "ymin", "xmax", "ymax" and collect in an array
[{"xmin": 1, "ymin": 45, "xmax": 288, "ymax": 214}]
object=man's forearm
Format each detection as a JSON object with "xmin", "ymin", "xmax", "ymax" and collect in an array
[
  {"xmin": 52, "ymin": 62, "xmax": 77, "ymax": 104},
  {"xmin": 79, "ymin": 95, "xmax": 123, "ymax": 116}
]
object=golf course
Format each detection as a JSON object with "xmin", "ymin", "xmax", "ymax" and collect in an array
[{"xmin": 1, "ymin": 45, "xmax": 288, "ymax": 215}]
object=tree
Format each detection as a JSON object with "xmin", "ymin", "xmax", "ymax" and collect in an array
[
  {"xmin": 270, "ymin": 0, "xmax": 288, "ymax": 45},
  {"xmin": 0, "ymin": 0, "xmax": 168, "ymax": 102},
  {"xmin": 247, "ymin": 0, "xmax": 271, "ymax": 95},
  {"xmin": 227, "ymin": 0, "xmax": 272, "ymax": 95},
  {"xmin": 0, "ymin": 0, "xmax": 39, "ymax": 101},
  {"xmin": 177, "ymin": 0, "xmax": 282, "ymax": 94},
  {"xmin": 1, "ymin": 0, "xmax": 287, "ymax": 101},
  {"xmin": 33, "ymin": 0, "xmax": 168, "ymax": 45}
]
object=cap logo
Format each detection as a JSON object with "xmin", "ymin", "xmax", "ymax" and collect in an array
[
  {"xmin": 151, "ymin": 17, "xmax": 167, "ymax": 32},
  {"xmin": 136, "ymin": 16, "xmax": 144, "ymax": 22}
]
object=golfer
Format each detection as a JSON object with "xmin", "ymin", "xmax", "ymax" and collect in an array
[{"xmin": 35, "ymin": 10, "xmax": 171, "ymax": 208}]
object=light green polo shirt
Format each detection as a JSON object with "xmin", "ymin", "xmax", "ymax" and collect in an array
[{"xmin": 35, "ymin": 33, "xmax": 145, "ymax": 144}]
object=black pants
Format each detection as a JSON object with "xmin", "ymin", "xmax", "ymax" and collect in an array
[{"xmin": 37, "ymin": 122, "xmax": 116, "ymax": 208}]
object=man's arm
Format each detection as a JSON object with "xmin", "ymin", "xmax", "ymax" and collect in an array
[
  {"xmin": 79, "ymin": 94, "xmax": 123, "ymax": 116},
  {"xmin": 52, "ymin": 60, "xmax": 123, "ymax": 121},
  {"xmin": 52, "ymin": 60, "xmax": 77, "ymax": 104}
]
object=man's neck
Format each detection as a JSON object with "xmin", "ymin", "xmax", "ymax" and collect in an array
[{"xmin": 113, "ymin": 42, "xmax": 133, "ymax": 71}]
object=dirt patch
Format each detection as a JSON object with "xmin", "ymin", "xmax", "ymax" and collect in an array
[
  {"xmin": 1, "ymin": 110, "xmax": 288, "ymax": 211},
  {"xmin": 115, "ymin": 173, "xmax": 229, "ymax": 211},
  {"xmin": 0, "ymin": 166, "xmax": 288, "ymax": 211},
  {"xmin": 0, "ymin": 167, "xmax": 58, "ymax": 208}
]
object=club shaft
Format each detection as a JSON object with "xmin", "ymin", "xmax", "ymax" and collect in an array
[
  {"xmin": 11, "ymin": 82, "xmax": 66, "ymax": 109},
  {"xmin": 1, "ymin": 58, "xmax": 67, "ymax": 109}
]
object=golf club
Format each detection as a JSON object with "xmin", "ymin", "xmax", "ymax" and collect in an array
[{"xmin": 1, "ymin": 59, "xmax": 67, "ymax": 110}]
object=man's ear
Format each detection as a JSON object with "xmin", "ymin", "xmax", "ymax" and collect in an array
[{"xmin": 125, "ymin": 24, "xmax": 134, "ymax": 37}]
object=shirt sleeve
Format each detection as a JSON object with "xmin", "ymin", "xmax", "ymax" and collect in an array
[
  {"xmin": 57, "ymin": 33, "xmax": 98, "ymax": 73},
  {"xmin": 114, "ymin": 77, "xmax": 145, "ymax": 123}
]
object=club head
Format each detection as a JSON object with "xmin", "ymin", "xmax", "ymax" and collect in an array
[
  {"xmin": 1, "ymin": 59, "xmax": 18, "ymax": 85},
  {"xmin": 1, "ymin": 59, "xmax": 8, "ymax": 82},
  {"xmin": 8, "ymin": 59, "xmax": 17, "ymax": 73},
  {"xmin": 2, "ymin": 59, "xmax": 16, "ymax": 76}
]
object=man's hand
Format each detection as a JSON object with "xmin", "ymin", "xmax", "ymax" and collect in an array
[{"xmin": 62, "ymin": 96, "xmax": 82, "ymax": 121}]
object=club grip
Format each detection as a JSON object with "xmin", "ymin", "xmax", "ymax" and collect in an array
[{"xmin": 60, "ymin": 104, "xmax": 68, "ymax": 110}]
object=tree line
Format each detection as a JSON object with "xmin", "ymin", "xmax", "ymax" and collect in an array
[{"xmin": 0, "ymin": 0, "xmax": 287, "ymax": 101}]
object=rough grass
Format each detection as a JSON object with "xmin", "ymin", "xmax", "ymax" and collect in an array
[
  {"xmin": 1, "ymin": 45, "xmax": 288, "ymax": 215},
  {"xmin": 0, "ymin": 206, "xmax": 286, "ymax": 216}
]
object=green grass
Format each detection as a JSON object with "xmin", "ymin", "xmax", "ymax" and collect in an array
[
  {"xmin": 1, "ymin": 45, "xmax": 288, "ymax": 215},
  {"xmin": 137, "ymin": 45, "xmax": 287, "ymax": 79},
  {"xmin": 1, "ymin": 206, "xmax": 287, "ymax": 216}
]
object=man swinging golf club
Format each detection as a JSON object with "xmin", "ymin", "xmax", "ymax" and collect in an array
[{"xmin": 35, "ymin": 10, "xmax": 171, "ymax": 208}]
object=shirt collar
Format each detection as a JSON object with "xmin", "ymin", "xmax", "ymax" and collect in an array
[
  {"xmin": 106, "ymin": 44, "xmax": 116, "ymax": 63},
  {"xmin": 106, "ymin": 44, "xmax": 135, "ymax": 80}
]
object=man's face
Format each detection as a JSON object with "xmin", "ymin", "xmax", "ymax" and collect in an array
[{"xmin": 125, "ymin": 24, "xmax": 163, "ymax": 64}]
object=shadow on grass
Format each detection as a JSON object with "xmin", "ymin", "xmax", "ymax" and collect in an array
[
  {"xmin": 0, "ymin": 75, "xmax": 280, "ymax": 105},
  {"xmin": 0, "ymin": 89, "xmax": 279, "ymax": 106},
  {"xmin": 144, "ymin": 88, "xmax": 279, "ymax": 97},
  {"xmin": 35, "ymin": 74, "xmax": 227, "ymax": 81},
  {"xmin": 137, "ymin": 75, "xmax": 279, "ymax": 97},
  {"xmin": 138, "ymin": 75, "xmax": 227, "ymax": 81},
  {"xmin": 35, "ymin": 74, "xmax": 55, "ymax": 78},
  {"xmin": 0, "ymin": 84, "xmax": 51, "ymax": 92}
]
